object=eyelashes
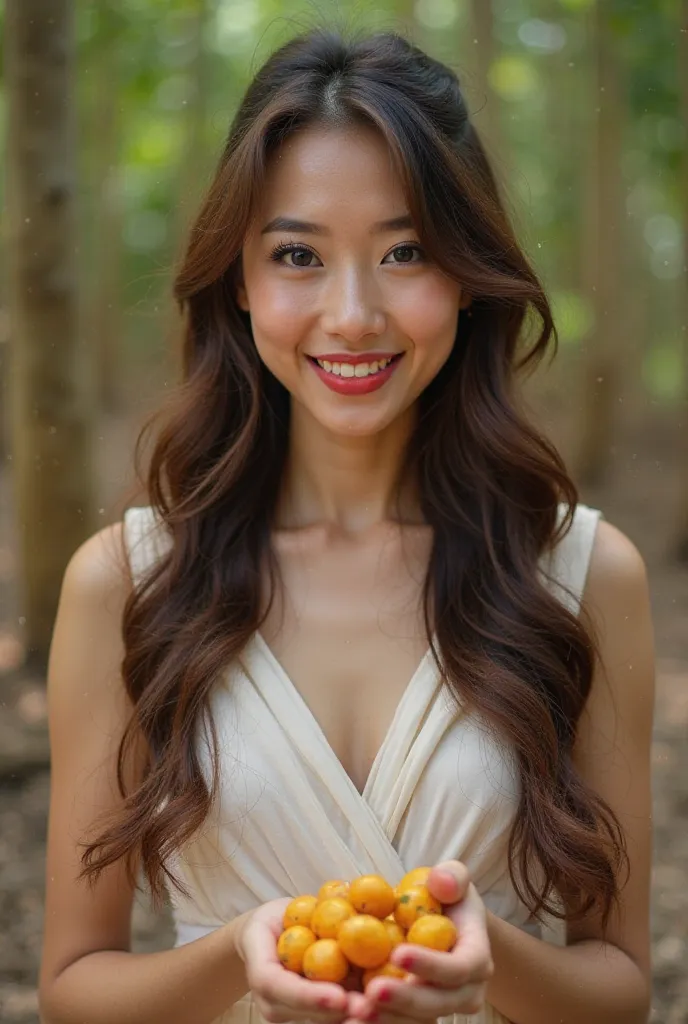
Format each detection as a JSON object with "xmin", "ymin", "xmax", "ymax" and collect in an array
[
  {"xmin": 268, "ymin": 240, "xmax": 427, "ymax": 268},
  {"xmin": 268, "ymin": 241, "xmax": 314, "ymax": 267}
]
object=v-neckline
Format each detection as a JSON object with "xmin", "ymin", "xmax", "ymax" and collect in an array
[{"xmin": 250, "ymin": 629, "xmax": 440, "ymax": 800}]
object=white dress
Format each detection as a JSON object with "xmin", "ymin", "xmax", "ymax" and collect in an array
[{"xmin": 123, "ymin": 502, "xmax": 602, "ymax": 1024}]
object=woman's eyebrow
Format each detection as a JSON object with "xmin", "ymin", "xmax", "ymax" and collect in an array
[{"xmin": 260, "ymin": 214, "xmax": 414, "ymax": 236}]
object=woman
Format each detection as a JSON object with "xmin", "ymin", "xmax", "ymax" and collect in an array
[{"xmin": 38, "ymin": 27, "xmax": 654, "ymax": 1024}]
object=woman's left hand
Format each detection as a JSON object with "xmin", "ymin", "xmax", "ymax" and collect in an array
[{"xmin": 345, "ymin": 861, "xmax": 494, "ymax": 1023}]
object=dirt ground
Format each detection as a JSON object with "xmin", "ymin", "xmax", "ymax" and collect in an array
[{"xmin": 0, "ymin": 407, "xmax": 686, "ymax": 1023}]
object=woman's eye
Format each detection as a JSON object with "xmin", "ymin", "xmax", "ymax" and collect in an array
[
  {"xmin": 285, "ymin": 248, "xmax": 320, "ymax": 268},
  {"xmin": 269, "ymin": 242, "xmax": 425, "ymax": 268},
  {"xmin": 269, "ymin": 244, "xmax": 321, "ymax": 268},
  {"xmin": 383, "ymin": 244, "xmax": 425, "ymax": 265}
]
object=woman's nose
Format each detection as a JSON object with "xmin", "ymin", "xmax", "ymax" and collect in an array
[{"xmin": 320, "ymin": 267, "xmax": 386, "ymax": 342}]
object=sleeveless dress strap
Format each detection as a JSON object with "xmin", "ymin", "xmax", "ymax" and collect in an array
[
  {"xmin": 122, "ymin": 505, "xmax": 172, "ymax": 587},
  {"xmin": 541, "ymin": 503, "xmax": 602, "ymax": 615}
]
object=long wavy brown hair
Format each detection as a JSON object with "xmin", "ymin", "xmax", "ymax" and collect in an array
[{"xmin": 80, "ymin": 26, "xmax": 627, "ymax": 930}]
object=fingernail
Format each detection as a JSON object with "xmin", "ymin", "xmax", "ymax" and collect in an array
[
  {"xmin": 398, "ymin": 954, "xmax": 415, "ymax": 970},
  {"xmin": 318, "ymin": 997, "xmax": 332, "ymax": 1009},
  {"xmin": 377, "ymin": 988, "xmax": 392, "ymax": 1003}
]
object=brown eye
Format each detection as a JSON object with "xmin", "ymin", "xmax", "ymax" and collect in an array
[
  {"xmin": 384, "ymin": 244, "xmax": 425, "ymax": 265},
  {"xmin": 269, "ymin": 243, "xmax": 321, "ymax": 267},
  {"xmin": 291, "ymin": 249, "xmax": 315, "ymax": 267}
]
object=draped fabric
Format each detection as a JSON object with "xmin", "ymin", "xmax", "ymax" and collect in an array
[{"xmin": 123, "ymin": 502, "xmax": 602, "ymax": 1024}]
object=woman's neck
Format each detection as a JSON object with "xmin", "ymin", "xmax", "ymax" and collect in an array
[{"xmin": 275, "ymin": 403, "xmax": 423, "ymax": 534}]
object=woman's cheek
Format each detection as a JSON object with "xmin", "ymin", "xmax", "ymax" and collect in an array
[
  {"xmin": 250, "ymin": 283, "xmax": 313, "ymax": 351},
  {"xmin": 393, "ymin": 275, "xmax": 460, "ymax": 337},
  {"xmin": 251, "ymin": 314, "xmax": 310, "ymax": 381}
]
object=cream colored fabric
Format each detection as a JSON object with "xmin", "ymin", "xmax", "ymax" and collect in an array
[{"xmin": 123, "ymin": 502, "xmax": 602, "ymax": 1024}]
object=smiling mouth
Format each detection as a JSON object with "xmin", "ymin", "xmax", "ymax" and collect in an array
[{"xmin": 307, "ymin": 353, "xmax": 403, "ymax": 379}]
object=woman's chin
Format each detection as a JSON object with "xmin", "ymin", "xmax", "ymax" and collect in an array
[{"xmin": 312, "ymin": 413, "xmax": 395, "ymax": 439}]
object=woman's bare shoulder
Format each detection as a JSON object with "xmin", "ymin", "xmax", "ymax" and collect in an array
[
  {"xmin": 62, "ymin": 521, "xmax": 132, "ymax": 603},
  {"xmin": 570, "ymin": 522, "xmax": 654, "ymax": 970},
  {"xmin": 576, "ymin": 514, "xmax": 654, "ymax": 756},
  {"xmin": 585, "ymin": 518, "xmax": 648, "ymax": 605}
]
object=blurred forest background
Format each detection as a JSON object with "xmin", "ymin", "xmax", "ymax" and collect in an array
[{"xmin": 0, "ymin": 0, "xmax": 687, "ymax": 1021}]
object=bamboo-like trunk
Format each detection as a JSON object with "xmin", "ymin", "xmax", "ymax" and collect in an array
[
  {"xmin": 467, "ymin": 0, "xmax": 505, "ymax": 169},
  {"xmin": 575, "ymin": 3, "xmax": 626, "ymax": 486},
  {"xmin": 164, "ymin": 0, "xmax": 211, "ymax": 388},
  {"xmin": 87, "ymin": 1, "xmax": 124, "ymax": 412},
  {"xmin": 5, "ymin": 0, "xmax": 94, "ymax": 671},
  {"xmin": 0, "ymin": 309, "xmax": 8, "ymax": 460},
  {"xmin": 675, "ymin": 0, "xmax": 688, "ymax": 559}
]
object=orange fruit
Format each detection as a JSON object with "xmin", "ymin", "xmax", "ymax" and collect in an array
[
  {"xmin": 349, "ymin": 874, "xmax": 396, "ymax": 919},
  {"xmin": 277, "ymin": 925, "xmax": 316, "ymax": 973},
  {"xmin": 337, "ymin": 914, "xmax": 393, "ymax": 969},
  {"xmin": 394, "ymin": 885, "xmax": 442, "ymax": 930},
  {"xmin": 362, "ymin": 963, "xmax": 408, "ymax": 987},
  {"xmin": 382, "ymin": 918, "xmax": 406, "ymax": 949},
  {"xmin": 302, "ymin": 938, "xmax": 349, "ymax": 983},
  {"xmin": 396, "ymin": 867, "xmax": 431, "ymax": 893},
  {"xmin": 311, "ymin": 897, "xmax": 356, "ymax": 939},
  {"xmin": 318, "ymin": 879, "xmax": 351, "ymax": 902},
  {"xmin": 407, "ymin": 913, "xmax": 457, "ymax": 952},
  {"xmin": 283, "ymin": 894, "xmax": 318, "ymax": 929}
]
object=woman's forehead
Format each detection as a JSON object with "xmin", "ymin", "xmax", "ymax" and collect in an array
[{"xmin": 254, "ymin": 127, "xmax": 409, "ymax": 231}]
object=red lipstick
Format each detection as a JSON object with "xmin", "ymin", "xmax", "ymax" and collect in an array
[{"xmin": 307, "ymin": 352, "xmax": 404, "ymax": 396}]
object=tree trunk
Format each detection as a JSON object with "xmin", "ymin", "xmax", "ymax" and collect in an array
[
  {"xmin": 0, "ymin": 308, "xmax": 8, "ymax": 461},
  {"xmin": 87, "ymin": 1, "xmax": 124, "ymax": 413},
  {"xmin": 675, "ymin": 0, "xmax": 688, "ymax": 559},
  {"xmin": 5, "ymin": 0, "xmax": 95, "ymax": 673},
  {"xmin": 574, "ymin": 3, "xmax": 626, "ymax": 486},
  {"xmin": 467, "ymin": 0, "xmax": 505, "ymax": 169},
  {"xmin": 165, "ymin": 0, "xmax": 211, "ymax": 387}
]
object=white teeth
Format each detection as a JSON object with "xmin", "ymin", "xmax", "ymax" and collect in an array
[{"xmin": 315, "ymin": 356, "xmax": 397, "ymax": 378}]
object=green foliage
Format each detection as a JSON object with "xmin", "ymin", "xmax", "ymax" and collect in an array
[
  {"xmin": 0, "ymin": 0, "xmax": 684, "ymax": 409},
  {"xmin": 643, "ymin": 334, "xmax": 686, "ymax": 401},
  {"xmin": 558, "ymin": 0, "xmax": 595, "ymax": 10},
  {"xmin": 551, "ymin": 289, "xmax": 595, "ymax": 346},
  {"xmin": 490, "ymin": 54, "xmax": 541, "ymax": 101}
]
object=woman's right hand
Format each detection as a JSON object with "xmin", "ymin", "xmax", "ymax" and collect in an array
[{"xmin": 235, "ymin": 898, "xmax": 350, "ymax": 1024}]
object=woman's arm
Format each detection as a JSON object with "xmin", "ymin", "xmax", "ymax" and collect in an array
[
  {"xmin": 484, "ymin": 908, "xmax": 649, "ymax": 1024},
  {"xmin": 38, "ymin": 526, "xmax": 250, "ymax": 1024},
  {"xmin": 483, "ymin": 519, "xmax": 654, "ymax": 1024},
  {"xmin": 42, "ymin": 915, "xmax": 253, "ymax": 1024}
]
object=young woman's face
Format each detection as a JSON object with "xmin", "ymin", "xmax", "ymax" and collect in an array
[{"xmin": 237, "ymin": 124, "xmax": 469, "ymax": 438}]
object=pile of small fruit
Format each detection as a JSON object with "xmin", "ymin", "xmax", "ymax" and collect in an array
[{"xmin": 277, "ymin": 867, "xmax": 457, "ymax": 990}]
